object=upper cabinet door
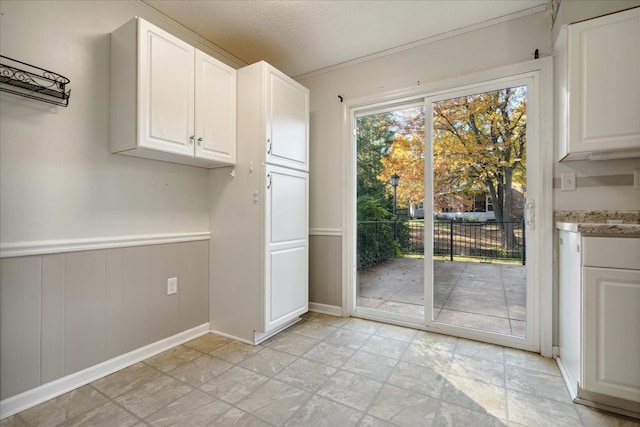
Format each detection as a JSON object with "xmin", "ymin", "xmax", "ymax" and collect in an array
[
  {"xmin": 266, "ymin": 68, "xmax": 309, "ymax": 171},
  {"xmin": 568, "ymin": 7, "xmax": 640, "ymax": 155},
  {"xmin": 138, "ymin": 19, "xmax": 194, "ymax": 156},
  {"xmin": 195, "ymin": 51, "xmax": 237, "ymax": 164}
]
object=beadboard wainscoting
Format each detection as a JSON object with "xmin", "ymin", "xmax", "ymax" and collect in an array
[
  {"xmin": 0, "ymin": 238, "xmax": 209, "ymax": 417},
  {"xmin": 309, "ymin": 229, "xmax": 342, "ymax": 314}
]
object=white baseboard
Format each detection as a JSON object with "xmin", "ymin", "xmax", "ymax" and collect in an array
[
  {"xmin": 254, "ymin": 318, "xmax": 302, "ymax": 345},
  {"xmin": 210, "ymin": 318, "xmax": 303, "ymax": 346},
  {"xmin": 556, "ymin": 356, "xmax": 577, "ymax": 401},
  {"xmin": 309, "ymin": 302, "xmax": 343, "ymax": 317},
  {"xmin": 0, "ymin": 323, "xmax": 210, "ymax": 420},
  {"xmin": 208, "ymin": 328, "xmax": 255, "ymax": 346}
]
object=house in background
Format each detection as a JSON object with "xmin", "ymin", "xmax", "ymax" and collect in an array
[
  {"xmin": 409, "ymin": 188, "xmax": 526, "ymax": 222},
  {"xmin": 435, "ymin": 193, "xmax": 497, "ymax": 222},
  {"xmin": 433, "ymin": 187, "xmax": 526, "ymax": 222},
  {"xmin": 1, "ymin": 0, "xmax": 639, "ymax": 419}
]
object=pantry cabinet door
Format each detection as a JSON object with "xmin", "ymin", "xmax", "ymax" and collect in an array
[
  {"xmin": 263, "ymin": 166, "xmax": 309, "ymax": 331},
  {"xmin": 138, "ymin": 19, "xmax": 194, "ymax": 156},
  {"xmin": 195, "ymin": 51, "xmax": 236, "ymax": 164},
  {"xmin": 266, "ymin": 69, "xmax": 309, "ymax": 171}
]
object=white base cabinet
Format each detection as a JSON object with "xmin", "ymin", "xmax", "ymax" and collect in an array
[
  {"xmin": 558, "ymin": 232, "xmax": 640, "ymax": 417},
  {"xmin": 210, "ymin": 61, "xmax": 309, "ymax": 344},
  {"xmin": 583, "ymin": 267, "xmax": 640, "ymax": 403},
  {"xmin": 555, "ymin": 7, "xmax": 640, "ymax": 161},
  {"xmin": 111, "ymin": 17, "xmax": 236, "ymax": 168}
]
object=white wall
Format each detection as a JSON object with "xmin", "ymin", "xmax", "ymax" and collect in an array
[
  {"xmin": 299, "ymin": 9, "xmax": 551, "ymax": 232},
  {"xmin": 0, "ymin": 0, "xmax": 244, "ymax": 245},
  {"xmin": 0, "ymin": 2, "xmax": 240, "ymax": 412}
]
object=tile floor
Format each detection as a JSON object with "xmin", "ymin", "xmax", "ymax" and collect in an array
[
  {"xmin": 2, "ymin": 313, "xmax": 638, "ymax": 426},
  {"xmin": 358, "ymin": 258, "xmax": 526, "ymax": 337}
]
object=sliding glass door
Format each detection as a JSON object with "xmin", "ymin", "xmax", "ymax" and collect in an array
[
  {"xmin": 424, "ymin": 76, "xmax": 537, "ymax": 349},
  {"xmin": 349, "ymin": 65, "xmax": 547, "ymax": 353},
  {"xmin": 354, "ymin": 103, "xmax": 426, "ymax": 324}
]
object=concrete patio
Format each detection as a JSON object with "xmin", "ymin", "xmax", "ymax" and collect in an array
[{"xmin": 357, "ymin": 257, "xmax": 526, "ymax": 337}]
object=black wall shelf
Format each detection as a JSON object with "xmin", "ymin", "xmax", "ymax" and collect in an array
[{"xmin": 0, "ymin": 55, "xmax": 71, "ymax": 107}]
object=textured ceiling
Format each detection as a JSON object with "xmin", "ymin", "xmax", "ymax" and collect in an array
[{"xmin": 143, "ymin": 0, "xmax": 548, "ymax": 77}]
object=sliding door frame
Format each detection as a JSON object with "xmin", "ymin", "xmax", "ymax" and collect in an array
[
  {"xmin": 424, "ymin": 74, "xmax": 537, "ymax": 351},
  {"xmin": 342, "ymin": 58, "xmax": 554, "ymax": 356}
]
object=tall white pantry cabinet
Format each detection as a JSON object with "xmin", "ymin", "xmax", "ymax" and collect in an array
[{"xmin": 210, "ymin": 61, "xmax": 309, "ymax": 344}]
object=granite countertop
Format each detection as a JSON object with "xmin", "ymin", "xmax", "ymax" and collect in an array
[{"xmin": 555, "ymin": 210, "xmax": 640, "ymax": 237}]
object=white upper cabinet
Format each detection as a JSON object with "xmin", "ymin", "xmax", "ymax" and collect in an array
[
  {"xmin": 195, "ymin": 50, "xmax": 236, "ymax": 164},
  {"xmin": 556, "ymin": 7, "xmax": 640, "ymax": 160},
  {"xmin": 111, "ymin": 17, "xmax": 236, "ymax": 168},
  {"xmin": 138, "ymin": 18, "xmax": 194, "ymax": 157},
  {"xmin": 267, "ymin": 70, "xmax": 309, "ymax": 170},
  {"xmin": 237, "ymin": 61, "xmax": 309, "ymax": 171}
]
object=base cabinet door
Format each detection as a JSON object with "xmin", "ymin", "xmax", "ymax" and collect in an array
[
  {"xmin": 267, "ymin": 246, "xmax": 308, "ymax": 328},
  {"xmin": 264, "ymin": 165, "xmax": 309, "ymax": 332},
  {"xmin": 583, "ymin": 266, "xmax": 640, "ymax": 403}
]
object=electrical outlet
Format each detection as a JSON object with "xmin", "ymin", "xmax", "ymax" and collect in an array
[
  {"xmin": 634, "ymin": 169, "xmax": 640, "ymax": 190},
  {"xmin": 167, "ymin": 277, "xmax": 177, "ymax": 295},
  {"xmin": 561, "ymin": 172, "xmax": 576, "ymax": 191}
]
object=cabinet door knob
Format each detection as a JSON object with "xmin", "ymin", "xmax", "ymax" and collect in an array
[
  {"xmin": 189, "ymin": 135, "xmax": 195, "ymax": 145},
  {"xmin": 197, "ymin": 137, "xmax": 203, "ymax": 146}
]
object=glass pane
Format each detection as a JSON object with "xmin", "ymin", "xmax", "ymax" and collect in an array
[
  {"xmin": 355, "ymin": 106, "xmax": 425, "ymax": 318},
  {"xmin": 431, "ymin": 86, "xmax": 527, "ymax": 337}
]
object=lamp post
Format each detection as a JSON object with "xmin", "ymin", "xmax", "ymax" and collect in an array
[
  {"xmin": 390, "ymin": 173, "xmax": 400, "ymax": 241},
  {"xmin": 390, "ymin": 173, "xmax": 400, "ymax": 216}
]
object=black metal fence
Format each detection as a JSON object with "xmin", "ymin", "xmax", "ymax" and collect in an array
[
  {"xmin": 357, "ymin": 219, "xmax": 525, "ymax": 268},
  {"xmin": 432, "ymin": 220, "xmax": 525, "ymax": 264}
]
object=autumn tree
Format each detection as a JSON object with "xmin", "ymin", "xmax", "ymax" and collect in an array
[
  {"xmin": 378, "ymin": 107, "xmax": 425, "ymax": 210},
  {"xmin": 433, "ymin": 86, "xmax": 527, "ymax": 247},
  {"xmin": 356, "ymin": 113, "xmax": 401, "ymax": 265},
  {"xmin": 356, "ymin": 113, "xmax": 395, "ymax": 200}
]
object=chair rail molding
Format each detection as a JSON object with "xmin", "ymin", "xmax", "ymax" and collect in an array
[
  {"xmin": 0, "ymin": 231, "xmax": 211, "ymax": 258},
  {"xmin": 309, "ymin": 228, "xmax": 343, "ymax": 237}
]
